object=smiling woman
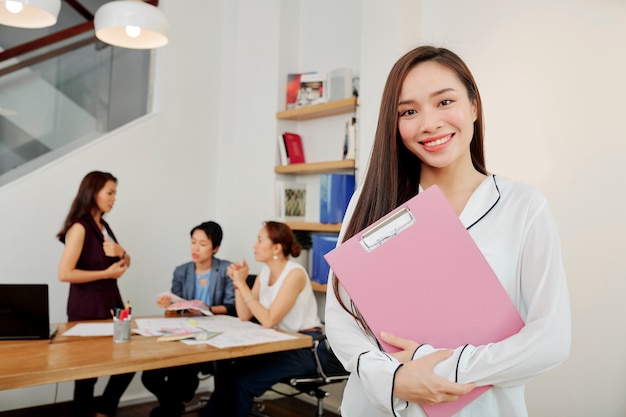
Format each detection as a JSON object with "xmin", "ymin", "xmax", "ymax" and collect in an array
[{"xmin": 325, "ymin": 45, "xmax": 571, "ymax": 417}]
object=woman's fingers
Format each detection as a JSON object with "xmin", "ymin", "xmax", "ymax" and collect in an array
[{"xmin": 381, "ymin": 331, "xmax": 419, "ymax": 351}]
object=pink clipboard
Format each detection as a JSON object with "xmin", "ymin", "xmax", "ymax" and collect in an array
[{"xmin": 324, "ymin": 185, "xmax": 524, "ymax": 417}]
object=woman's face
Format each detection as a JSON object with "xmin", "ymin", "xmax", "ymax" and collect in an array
[
  {"xmin": 397, "ymin": 61, "xmax": 477, "ymax": 172},
  {"xmin": 253, "ymin": 226, "xmax": 279, "ymax": 263},
  {"xmin": 190, "ymin": 229, "xmax": 215, "ymax": 264},
  {"xmin": 95, "ymin": 180, "xmax": 117, "ymax": 214}
]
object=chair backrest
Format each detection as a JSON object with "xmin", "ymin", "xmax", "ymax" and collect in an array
[
  {"xmin": 304, "ymin": 334, "xmax": 349, "ymax": 384},
  {"xmin": 321, "ymin": 341, "xmax": 348, "ymax": 378},
  {"xmin": 246, "ymin": 274, "xmax": 257, "ymax": 288}
]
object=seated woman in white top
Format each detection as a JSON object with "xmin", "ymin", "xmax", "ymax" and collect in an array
[{"xmin": 201, "ymin": 221, "xmax": 324, "ymax": 417}]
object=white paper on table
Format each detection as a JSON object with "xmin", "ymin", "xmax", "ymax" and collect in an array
[
  {"xmin": 134, "ymin": 317, "xmax": 201, "ymax": 336},
  {"xmin": 180, "ymin": 315, "xmax": 297, "ymax": 347},
  {"xmin": 197, "ymin": 327, "xmax": 297, "ymax": 348},
  {"xmin": 62, "ymin": 323, "xmax": 114, "ymax": 336},
  {"xmin": 135, "ymin": 315, "xmax": 297, "ymax": 347}
]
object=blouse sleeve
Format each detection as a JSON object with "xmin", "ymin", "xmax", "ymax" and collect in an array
[
  {"xmin": 325, "ymin": 187, "xmax": 409, "ymax": 415},
  {"xmin": 413, "ymin": 196, "xmax": 571, "ymax": 388}
]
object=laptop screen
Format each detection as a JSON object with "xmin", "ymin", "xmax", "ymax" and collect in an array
[{"xmin": 0, "ymin": 284, "xmax": 51, "ymax": 340}]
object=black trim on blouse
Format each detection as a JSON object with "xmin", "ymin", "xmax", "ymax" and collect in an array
[{"xmin": 466, "ymin": 175, "xmax": 501, "ymax": 231}]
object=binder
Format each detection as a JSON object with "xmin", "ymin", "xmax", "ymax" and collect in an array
[
  {"xmin": 319, "ymin": 173, "xmax": 355, "ymax": 224},
  {"xmin": 324, "ymin": 185, "xmax": 524, "ymax": 417},
  {"xmin": 311, "ymin": 233, "xmax": 339, "ymax": 284}
]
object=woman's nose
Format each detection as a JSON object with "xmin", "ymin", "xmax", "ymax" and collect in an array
[{"xmin": 418, "ymin": 108, "xmax": 441, "ymax": 132}]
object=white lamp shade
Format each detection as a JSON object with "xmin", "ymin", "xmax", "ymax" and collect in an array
[
  {"xmin": 94, "ymin": 1, "xmax": 170, "ymax": 49},
  {"xmin": 0, "ymin": 0, "xmax": 61, "ymax": 28}
]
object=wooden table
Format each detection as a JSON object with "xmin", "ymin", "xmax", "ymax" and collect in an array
[{"xmin": 0, "ymin": 318, "xmax": 312, "ymax": 391}]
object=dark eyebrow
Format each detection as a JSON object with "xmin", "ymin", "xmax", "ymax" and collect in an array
[{"xmin": 397, "ymin": 87, "xmax": 456, "ymax": 106}]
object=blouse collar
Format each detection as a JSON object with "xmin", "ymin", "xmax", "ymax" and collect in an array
[
  {"xmin": 459, "ymin": 174, "xmax": 501, "ymax": 230},
  {"xmin": 418, "ymin": 175, "xmax": 501, "ymax": 230}
]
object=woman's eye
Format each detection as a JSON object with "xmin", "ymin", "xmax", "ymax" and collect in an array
[
  {"xmin": 400, "ymin": 109, "xmax": 417, "ymax": 117},
  {"xmin": 439, "ymin": 99, "xmax": 453, "ymax": 106}
]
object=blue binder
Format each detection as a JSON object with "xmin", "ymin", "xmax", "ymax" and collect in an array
[
  {"xmin": 319, "ymin": 173, "xmax": 355, "ymax": 224},
  {"xmin": 311, "ymin": 233, "xmax": 338, "ymax": 284}
]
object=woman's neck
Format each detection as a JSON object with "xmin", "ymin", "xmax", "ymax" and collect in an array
[
  {"xmin": 91, "ymin": 213, "xmax": 103, "ymax": 230},
  {"xmin": 195, "ymin": 258, "xmax": 213, "ymax": 274},
  {"xmin": 420, "ymin": 166, "xmax": 487, "ymax": 216},
  {"xmin": 267, "ymin": 258, "xmax": 288, "ymax": 285}
]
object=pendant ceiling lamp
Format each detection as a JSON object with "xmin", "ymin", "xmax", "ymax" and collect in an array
[
  {"xmin": 94, "ymin": 0, "xmax": 169, "ymax": 49},
  {"xmin": 0, "ymin": 0, "xmax": 61, "ymax": 28}
]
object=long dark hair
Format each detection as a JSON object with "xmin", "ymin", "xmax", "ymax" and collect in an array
[
  {"xmin": 264, "ymin": 221, "xmax": 301, "ymax": 258},
  {"xmin": 333, "ymin": 45, "xmax": 488, "ymax": 333},
  {"xmin": 56, "ymin": 171, "xmax": 117, "ymax": 241}
]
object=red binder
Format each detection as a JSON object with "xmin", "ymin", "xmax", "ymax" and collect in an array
[
  {"xmin": 282, "ymin": 132, "xmax": 305, "ymax": 164},
  {"xmin": 324, "ymin": 185, "xmax": 524, "ymax": 417}
]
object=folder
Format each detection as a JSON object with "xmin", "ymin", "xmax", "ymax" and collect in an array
[
  {"xmin": 319, "ymin": 173, "xmax": 355, "ymax": 224},
  {"xmin": 311, "ymin": 233, "xmax": 339, "ymax": 284},
  {"xmin": 324, "ymin": 185, "xmax": 524, "ymax": 417}
]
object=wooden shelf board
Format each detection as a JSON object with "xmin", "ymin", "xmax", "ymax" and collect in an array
[
  {"xmin": 286, "ymin": 222, "xmax": 341, "ymax": 233},
  {"xmin": 275, "ymin": 159, "xmax": 355, "ymax": 175},
  {"xmin": 311, "ymin": 281, "xmax": 328, "ymax": 293},
  {"xmin": 276, "ymin": 97, "xmax": 357, "ymax": 121}
]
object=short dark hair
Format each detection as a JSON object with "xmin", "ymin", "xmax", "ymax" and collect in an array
[{"xmin": 190, "ymin": 221, "xmax": 223, "ymax": 248}]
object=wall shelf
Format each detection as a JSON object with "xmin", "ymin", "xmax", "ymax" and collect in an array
[
  {"xmin": 286, "ymin": 222, "xmax": 341, "ymax": 233},
  {"xmin": 310, "ymin": 282, "xmax": 327, "ymax": 293},
  {"xmin": 275, "ymin": 159, "xmax": 355, "ymax": 175},
  {"xmin": 276, "ymin": 97, "xmax": 357, "ymax": 121}
]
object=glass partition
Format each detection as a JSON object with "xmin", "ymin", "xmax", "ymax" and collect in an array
[{"xmin": 0, "ymin": 3, "xmax": 152, "ymax": 186}]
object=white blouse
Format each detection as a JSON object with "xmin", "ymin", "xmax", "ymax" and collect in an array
[
  {"xmin": 258, "ymin": 260, "xmax": 321, "ymax": 333},
  {"xmin": 325, "ymin": 175, "xmax": 571, "ymax": 417}
]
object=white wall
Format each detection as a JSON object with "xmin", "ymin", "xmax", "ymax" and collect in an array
[
  {"xmin": 418, "ymin": 2, "xmax": 626, "ymax": 416},
  {"xmin": 0, "ymin": 0, "xmax": 227, "ymax": 408},
  {"xmin": 0, "ymin": 1, "xmax": 625, "ymax": 416}
]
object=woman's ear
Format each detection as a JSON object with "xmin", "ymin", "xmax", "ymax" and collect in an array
[{"xmin": 472, "ymin": 99, "xmax": 478, "ymax": 122}]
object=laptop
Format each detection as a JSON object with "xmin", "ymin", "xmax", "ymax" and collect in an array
[{"xmin": 0, "ymin": 284, "xmax": 57, "ymax": 340}]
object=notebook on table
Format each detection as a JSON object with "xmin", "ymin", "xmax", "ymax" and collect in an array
[{"xmin": 0, "ymin": 284, "xmax": 57, "ymax": 340}]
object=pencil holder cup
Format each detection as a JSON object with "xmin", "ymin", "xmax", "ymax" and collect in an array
[{"xmin": 113, "ymin": 318, "xmax": 131, "ymax": 343}]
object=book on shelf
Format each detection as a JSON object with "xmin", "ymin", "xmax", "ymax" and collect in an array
[
  {"xmin": 329, "ymin": 67, "xmax": 354, "ymax": 101},
  {"xmin": 311, "ymin": 233, "xmax": 339, "ymax": 285},
  {"xmin": 285, "ymin": 72, "xmax": 328, "ymax": 109},
  {"xmin": 320, "ymin": 173, "xmax": 355, "ymax": 224},
  {"xmin": 277, "ymin": 133, "xmax": 289, "ymax": 165},
  {"xmin": 343, "ymin": 116, "xmax": 357, "ymax": 160},
  {"xmin": 282, "ymin": 132, "xmax": 305, "ymax": 164},
  {"xmin": 275, "ymin": 181, "xmax": 306, "ymax": 221}
]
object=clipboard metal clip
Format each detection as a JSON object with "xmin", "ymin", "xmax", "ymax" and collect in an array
[{"xmin": 359, "ymin": 207, "xmax": 415, "ymax": 252}]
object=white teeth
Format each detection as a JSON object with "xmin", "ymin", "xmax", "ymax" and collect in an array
[{"xmin": 423, "ymin": 136, "xmax": 450, "ymax": 147}]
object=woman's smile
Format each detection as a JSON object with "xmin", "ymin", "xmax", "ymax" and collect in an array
[{"xmin": 420, "ymin": 133, "xmax": 453, "ymax": 150}]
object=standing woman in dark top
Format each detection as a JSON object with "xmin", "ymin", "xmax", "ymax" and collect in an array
[{"xmin": 57, "ymin": 171, "xmax": 134, "ymax": 417}]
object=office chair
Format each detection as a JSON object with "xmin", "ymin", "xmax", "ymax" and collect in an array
[{"xmin": 260, "ymin": 333, "xmax": 350, "ymax": 417}]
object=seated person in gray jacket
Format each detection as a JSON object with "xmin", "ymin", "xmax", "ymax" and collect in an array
[{"xmin": 141, "ymin": 221, "xmax": 235, "ymax": 417}]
